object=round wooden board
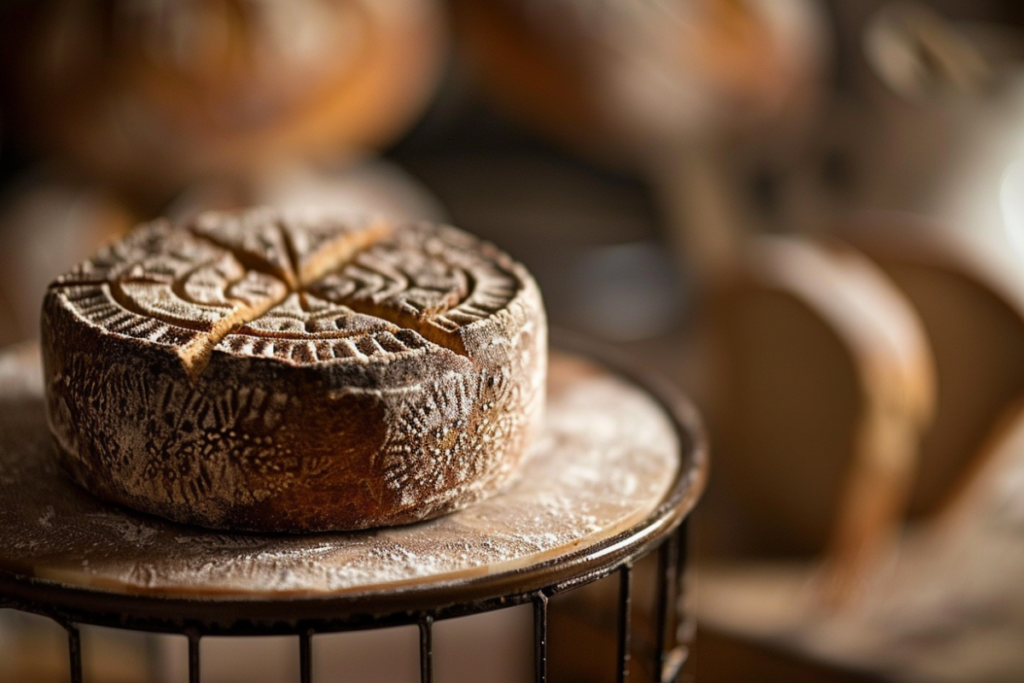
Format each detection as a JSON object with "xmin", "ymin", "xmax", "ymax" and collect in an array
[{"xmin": 0, "ymin": 346, "xmax": 697, "ymax": 603}]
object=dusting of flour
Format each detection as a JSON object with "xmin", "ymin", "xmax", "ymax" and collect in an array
[{"xmin": 0, "ymin": 350, "xmax": 680, "ymax": 597}]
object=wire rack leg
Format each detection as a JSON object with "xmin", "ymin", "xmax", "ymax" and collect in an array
[
  {"xmin": 419, "ymin": 615, "xmax": 433, "ymax": 683},
  {"xmin": 66, "ymin": 624, "xmax": 83, "ymax": 683},
  {"xmin": 188, "ymin": 633, "xmax": 201, "ymax": 683},
  {"xmin": 617, "ymin": 564, "xmax": 633, "ymax": 683},
  {"xmin": 659, "ymin": 521, "xmax": 692, "ymax": 683},
  {"xmin": 533, "ymin": 591, "xmax": 548, "ymax": 683},
  {"xmin": 300, "ymin": 630, "xmax": 313, "ymax": 683},
  {"xmin": 653, "ymin": 529, "xmax": 679, "ymax": 682},
  {"xmin": 676, "ymin": 521, "xmax": 693, "ymax": 653}
]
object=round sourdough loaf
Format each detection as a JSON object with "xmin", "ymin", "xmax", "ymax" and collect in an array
[{"xmin": 42, "ymin": 208, "xmax": 547, "ymax": 532}]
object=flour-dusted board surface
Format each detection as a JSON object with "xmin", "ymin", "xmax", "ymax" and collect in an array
[{"xmin": 0, "ymin": 346, "xmax": 698, "ymax": 613}]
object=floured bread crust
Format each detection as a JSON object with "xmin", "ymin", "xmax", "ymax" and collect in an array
[{"xmin": 42, "ymin": 208, "xmax": 547, "ymax": 532}]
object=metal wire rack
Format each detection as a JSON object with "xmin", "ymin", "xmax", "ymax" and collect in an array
[{"xmin": 0, "ymin": 340, "xmax": 707, "ymax": 683}]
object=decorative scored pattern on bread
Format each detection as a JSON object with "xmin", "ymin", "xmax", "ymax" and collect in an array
[{"xmin": 43, "ymin": 208, "xmax": 547, "ymax": 532}]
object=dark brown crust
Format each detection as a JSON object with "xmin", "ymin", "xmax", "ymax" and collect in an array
[{"xmin": 42, "ymin": 208, "xmax": 547, "ymax": 532}]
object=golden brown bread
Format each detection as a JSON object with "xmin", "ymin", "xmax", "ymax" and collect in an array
[
  {"xmin": 42, "ymin": 208, "xmax": 547, "ymax": 532},
  {"xmin": 5, "ymin": 0, "xmax": 444, "ymax": 199},
  {"xmin": 703, "ymin": 236, "xmax": 934, "ymax": 603},
  {"xmin": 451, "ymin": 0, "xmax": 822, "ymax": 167},
  {"xmin": 840, "ymin": 217, "xmax": 1024, "ymax": 517}
]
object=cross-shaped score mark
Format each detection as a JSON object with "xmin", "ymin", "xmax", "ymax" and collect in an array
[{"xmin": 50, "ymin": 211, "xmax": 521, "ymax": 378}]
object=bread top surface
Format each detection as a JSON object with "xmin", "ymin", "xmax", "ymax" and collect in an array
[{"xmin": 47, "ymin": 208, "xmax": 539, "ymax": 379}]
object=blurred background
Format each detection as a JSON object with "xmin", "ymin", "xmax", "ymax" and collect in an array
[{"xmin": 6, "ymin": 0, "xmax": 1024, "ymax": 681}]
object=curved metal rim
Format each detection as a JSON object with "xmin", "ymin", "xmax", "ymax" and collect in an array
[{"xmin": 0, "ymin": 333, "xmax": 708, "ymax": 634}]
